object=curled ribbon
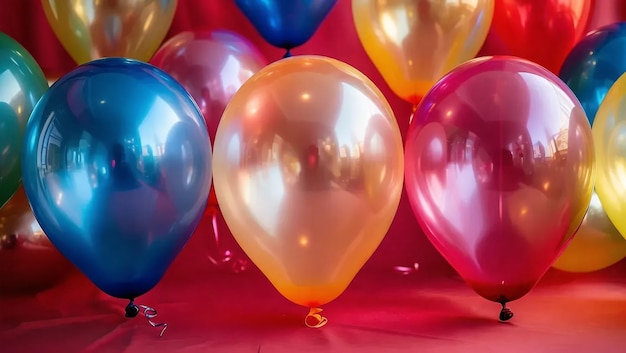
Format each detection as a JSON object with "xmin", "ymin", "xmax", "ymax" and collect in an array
[
  {"xmin": 305, "ymin": 307, "xmax": 328, "ymax": 328},
  {"xmin": 206, "ymin": 206, "xmax": 248, "ymax": 273},
  {"xmin": 140, "ymin": 304, "xmax": 168, "ymax": 337},
  {"xmin": 125, "ymin": 300, "xmax": 168, "ymax": 337}
]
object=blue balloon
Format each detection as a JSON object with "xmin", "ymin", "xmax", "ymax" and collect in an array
[
  {"xmin": 21, "ymin": 58, "xmax": 212, "ymax": 300},
  {"xmin": 235, "ymin": 0, "xmax": 337, "ymax": 56},
  {"xmin": 560, "ymin": 22, "xmax": 626, "ymax": 125}
]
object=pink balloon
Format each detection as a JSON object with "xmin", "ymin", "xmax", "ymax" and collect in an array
[
  {"xmin": 151, "ymin": 30, "xmax": 267, "ymax": 272},
  {"xmin": 405, "ymin": 56, "xmax": 595, "ymax": 316},
  {"xmin": 151, "ymin": 30, "xmax": 267, "ymax": 146}
]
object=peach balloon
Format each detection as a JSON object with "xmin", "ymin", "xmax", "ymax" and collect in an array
[{"xmin": 213, "ymin": 56, "xmax": 404, "ymax": 309}]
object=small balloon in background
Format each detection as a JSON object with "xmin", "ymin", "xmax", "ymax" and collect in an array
[
  {"xmin": 41, "ymin": 0, "xmax": 178, "ymax": 65},
  {"xmin": 214, "ymin": 55, "xmax": 404, "ymax": 326},
  {"xmin": 0, "ymin": 186, "xmax": 74, "ymax": 296},
  {"xmin": 593, "ymin": 72, "xmax": 626, "ymax": 246},
  {"xmin": 235, "ymin": 0, "xmax": 337, "ymax": 58},
  {"xmin": 151, "ymin": 29, "xmax": 268, "ymax": 273},
  {"xmin": 479, "ymin": 0, "xmax": 593, "ymax": 74},
  {"xmin": 560, "ymin": 22, "xmax": 626, "ymax": 125},
  {"xmin": 405, "ymin": 56, "xmax": 595, "ymax": 320},
  {"xmin": 21, "ymin": 58, "xmax": 212, "ymax": 336},
  {"xmin": 0, "ymin": 33, "xmax": 48, "ymax": 208},
  {"xmin": 553, "ymin": 192, "xmax": 626, "ymax": 273},
  {"xmin": 352, "ymin": 0, "xmax": 494, "ymax": 111}
]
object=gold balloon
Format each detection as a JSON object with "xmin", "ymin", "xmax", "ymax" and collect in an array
[
  {"xmin": 41, "ymin": 0, "xmax": 178, "ymax": 65},
  {"xmin": 553, "ymin": 192, "xmax": 626, "ymax": 273},
  {"xmin": 594, "ymin": 72, "xmax": 626, "ymax": 242},
  {"xmin": 352, "ymin": 0, "xmax": 494, "ymax": 105},
  {"xmin": 214, "ymin": 56, "xmax": 404, "ymax": 308},
  {"xmin": 0, "ymin": 187, "xmax": 73, "ymax": 295}
]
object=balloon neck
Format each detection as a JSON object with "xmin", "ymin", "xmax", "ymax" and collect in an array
[
  {"xmin": 125, "ymin": 299, "xmax": 140, "ymax": 318},
  {"xmin": 305, "ymin": 307, "xmax": 328, "ymax": 328},
  {"xmin": 498, "ymin": 301, "xmax": 514, "ymax": 322},
  {"xmin": 125, "ymin": 299, "xmax": 168, "ymax": 336},
  {"xmin": 283, "ymin": 50, "xmax": 293, "ymax": 59}
]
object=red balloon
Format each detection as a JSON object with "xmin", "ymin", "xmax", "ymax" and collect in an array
[
  {"xmin": 479, "ymin": 0, "xmax": 594, "ymax": 74},
  {"xmin": 405, "ymin": 57, "xmax": 595, "ymax": 311}
]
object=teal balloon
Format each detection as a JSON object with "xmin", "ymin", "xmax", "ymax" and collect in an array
[
  {"xmin": 0, "ymin": 32, "xmax": 48, "ymax": 208},
  {"xmin": 559, "ymin": 23, "xmax": 626, "ymax": 125}
]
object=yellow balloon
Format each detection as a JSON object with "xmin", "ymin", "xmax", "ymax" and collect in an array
[
  {"xmin": 41, "ymin": 0, "xmax": 178, "ymax": 65},
  {"xmin": 214, "ymin": 56, "xmax": 404, "ymax": 308},
  {"xmin": 352, "ymin": 0, "xmax": 494, "ymax": 105},
  {"xmin": 594, "ymin": 72, "xmax": 626, "ymax": 243},
  {"xmin": 553, "ymin": 192, "xmax": 626, "ymax": 273}
]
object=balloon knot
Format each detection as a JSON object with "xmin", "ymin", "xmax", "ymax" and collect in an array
[
  {"xmin": 125, "ymin": 300, "xmax": 140, "ymax": 318},
  {"xmin": 305, "ymin": 307, "xmax": 328, "ymax": 328},
  {"xmin": 499, "ymin": 302, "xmax": 514, "ymax": 322},
  {"xmin": 125, "ymin": 300, "xmax": 168, "ymax": 336},
  {"xmin": 283, "ymin": 50, "xmax": 293, "ymax": 58}
]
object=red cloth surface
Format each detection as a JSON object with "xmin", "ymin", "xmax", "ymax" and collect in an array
[{"xmin": 2, "ymin": 1, "xmax": 626, "ymax": 352}]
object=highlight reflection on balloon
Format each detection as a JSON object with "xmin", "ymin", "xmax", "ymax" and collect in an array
[
  {"xmin": 553, "ymin": 192, "xmax": 626, "ymax": 273},
  {"xmin": 0, "ymin": 187, "xmax": 73, "ymax": 295},
  {"xmin": 214, "ymin": 56, "xmax": 404, "ymax": 308},
  {"xmin": 0, "ymin": 33, "xmax": 48, "ymax": 208},
  {"xmin": 560, "ymin": 23, "xmax": 626, "ymax": 125},
  {"xmin": 21, "ymin": 58, "xmax": 212, "ymax": 300},
  {"xmin": 480, "ymin": 0, "xmax": 593, "ymax": 74},
  {"xmin": 405, "ymin": 57, "xmax": 595, "ymax": 306},
  {"xmin": 352, "ymin": 0, "xmax": 494, "ymax": 105},
  {"xmin": 41, "ymin": 0, "xmax": 177, "ymax": 65},
  {"xmin": 593, "ymin": 72, "xmax": 626, "ymax": 243}
]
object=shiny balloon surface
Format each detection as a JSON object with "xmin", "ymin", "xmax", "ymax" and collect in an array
[
  {"xmin": 0, "ymin": 33, "xmax": 48, "ymax": 208},
  {"xmin": 21, "ymin": 58, "xmax": 212, "ymax": 299},
  {"xmin": 560, "ymin": 22, "xmax": 626, "ymax": 125},
  {"xmin": 405, "ymin": 56, "xmax": 595, "ymax": 303},
  {"xmin": 41, "ymin": 0, "xmax": 177, "ymax": 64},
  {"xmin": 352, "ymin": 0, "xmax": 494, "ymax": 104},
  {"xmin": 214, "ymin": 56, "xmax": 404, "ymax": 307},
  {"xmin": 235, "ymin": 0, "xmax": 337, "ymax": 54},
  {"xmin": 553, "ymin": 192, "xmax": 626, "ymax": 273}
]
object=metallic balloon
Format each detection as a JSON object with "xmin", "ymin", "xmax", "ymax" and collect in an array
[
  {"xmin": 150, "ymin": 29, "xmax": 266, "ymax": 271},
  {"xmin": 405, "ymin": 57, "xmax": 595, "ymax": 304},
  {"xmin": 214, "ymin": 56, "xmax": 404, "ymax": 307},
  {"xmin": 41, "ymin": 0, "xmax": 178, "ymax": 65},
  {"xmin": 480, "ymin": 0, "xmax": 593, "ymax": 74},
  {"xmin": 553, "ymin": 192, "xmax": 626, "ymax": 273},
  {"xmin": 0, "ymin": 186, "xmax": 73, "ymax": 295},
  {"xmin": 594, "ymin": 72, "xmax": 626, "ymax": 244},
  {"xmin": 21, "ymin": 58, "xmax": 212, "ymax": 300},
  {"xmin": 150, "ymin": 30, "xmax": 267, "ymax": 148},
  {"xmin": 352, "ymin": 0, "xmax": 494, "ymax": 105},
  {"xmin": 0, "ymin": 33, "xmax": 48, "ymax": 208},
  {"xmin": 560, "ymin": 23, "xmax": 626, "ymax": 125},
  {"xmin": 235, "ymin": 0, "xmax": 337, "ymax": 57}
]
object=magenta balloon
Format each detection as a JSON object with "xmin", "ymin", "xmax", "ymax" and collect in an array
[
  {"xmin": 151, "ymin": 30, "xmax": 267, "ymax": 145},
  {"xmin": 405, "ymin": 56, "xmax": 595, "ymax": 305}
]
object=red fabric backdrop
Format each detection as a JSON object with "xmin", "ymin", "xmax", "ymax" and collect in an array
[{"xmin": 0, "ymin": 0, "xmax": 625, "ymax": 272}]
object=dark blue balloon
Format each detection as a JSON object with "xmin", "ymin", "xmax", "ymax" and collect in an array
[
  {"xmin": 21, "ymin": 58, "xmax": 212, "ymax": 300},
  {"xmin": 560, "ymin": 22, "xmax": 626, "ymax": 125},
  {"xmin": 235, "ymin": 0, "xmax": 337, "ymax": 56}
]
